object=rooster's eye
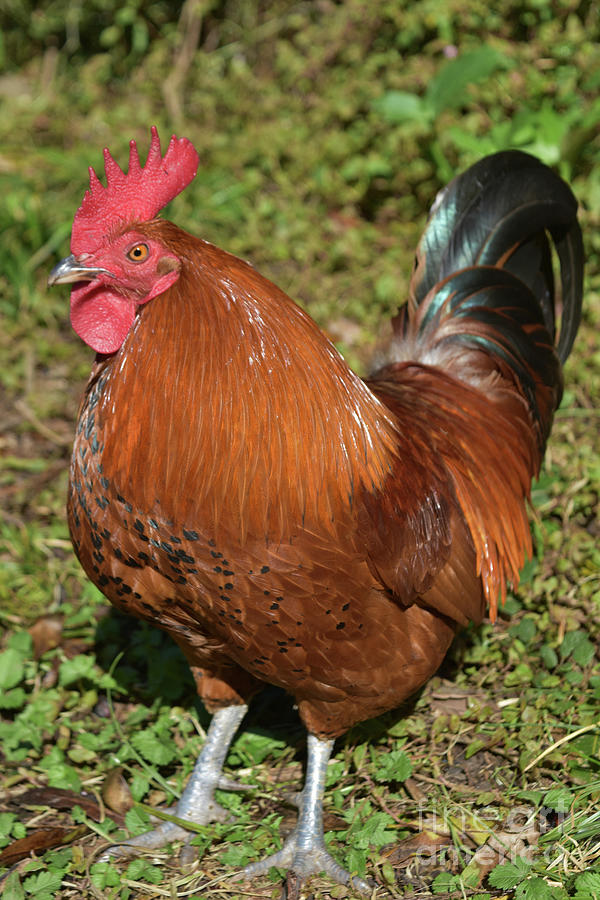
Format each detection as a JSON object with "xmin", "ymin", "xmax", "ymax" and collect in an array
[{"xmin": 127, "ymin": 243, "xmax": 149, "ymax": 262}]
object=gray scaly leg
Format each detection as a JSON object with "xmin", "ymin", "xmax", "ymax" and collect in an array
[
  {"xmin": 242, "ymin": 733, "xmax": 373, "ymax": 894},
  {"xmin": 102, "ymin": 704, "xmax": 248, "ymax": 859}
]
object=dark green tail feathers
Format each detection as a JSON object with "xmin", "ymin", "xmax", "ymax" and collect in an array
[
  {"xmin": 381, "ymin": 151, "xmax": 584, "ymax": 448},
  {"xmin": 406, "ymin": 150, "xmax": 583, "ymax": 364}
]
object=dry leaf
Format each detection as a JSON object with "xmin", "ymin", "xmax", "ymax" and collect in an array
[
  {"xmin": 28, "ymin": 615, "xmax": 64, "ymax": 658},
  {"xmin": 19, "ymin": 786, "xmax": 119, "ymax": 823},
  {"xmin": 384, "ymin": 831, "xmax": 452, "ymax": 868},
  {"xmin": 102, "ymin": 767, "xmax": 133, "ymax": 815},
  {"xmin": 0, "ymin": 825, "xmax": 88, "ymax": 865}
]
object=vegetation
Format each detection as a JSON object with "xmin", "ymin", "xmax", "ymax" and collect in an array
[{"xmin": 1, "ymin": 1, "xmax": 599, "ymax": 898}]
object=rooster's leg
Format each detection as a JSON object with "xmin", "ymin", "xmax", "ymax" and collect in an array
[
  {"xmin": 102, "ymin": 703, "xmax": 248, "ymax": 859},
  {"xmin": 242, "ymin": 733, "xmax": 373, "ymax": 894}
]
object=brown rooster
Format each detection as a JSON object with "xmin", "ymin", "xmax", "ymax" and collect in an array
[{"xmin": 49, "ymin": 128, "xmax": 583, "ymax": 892}]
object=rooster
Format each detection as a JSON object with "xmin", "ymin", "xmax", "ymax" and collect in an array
[{"xmin": 49, "ymin": 128, "xmax": 583, "ymax": 893}]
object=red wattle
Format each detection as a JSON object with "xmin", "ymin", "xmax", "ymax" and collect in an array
[{"xmin": 70, "ymin": 282, "xmax": 137, "ymax": 354}]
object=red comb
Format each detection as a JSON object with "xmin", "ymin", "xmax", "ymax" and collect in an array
[{"xmin": 71, "ymin": 126, "xmax": 199, "ymax": 254}]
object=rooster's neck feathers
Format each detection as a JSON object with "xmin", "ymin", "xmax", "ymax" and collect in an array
[{"xmin": 90, "ymin": 222, "xmax": 399, "ymax": 541}]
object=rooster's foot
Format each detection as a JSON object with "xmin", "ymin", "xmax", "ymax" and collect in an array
[
  {"xmin": 242, "ymin": 733, "xmax": 373, "ymax": 894},
  {"xmin": 100, "ymin": 704, "xmax": 248, "ymax": 862},
  {"xmin": 242, "ymin": 830, "xmax": 373, "ymax": 894}
]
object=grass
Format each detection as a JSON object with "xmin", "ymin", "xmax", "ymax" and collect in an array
[{"xmin": 1, "ymin": 1, "xmax": 599, "ymax": 897}]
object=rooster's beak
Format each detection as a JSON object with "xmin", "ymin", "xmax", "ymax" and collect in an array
[{"xmin": 48, "ymin": 254, "xmax": 114, "ymax": 286}]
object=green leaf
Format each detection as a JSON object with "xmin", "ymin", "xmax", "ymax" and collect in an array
[
  {"xmin": 465, "ymin": 737, "xmax": 487, "ymax": 759},
  {"xmin": 373, "ymin": 749, "xmax": 412, "ymax": 783},
  {"xmin": 7, "ymin": 632, "xmax": 33, "ymax": 656},
  {"xmin": 380, "ymin": 861, "xmax": 395, "ymax": 884},
  {"xmin": 574, "ymin": 872, "xmax": 600, "ymax": 899},
  {"xmin": 325, "ymin": 759, "xmax": 345, "ymax": 788},
  {"xmin": 515, "ymin": 877, "xmax": 554, "ymax": 900},
  {"xmin": 125, "ymin": 859, "xmax": 163, "ymax": 884},
  {"xmin": 22, "ymin": 870, "xmax": 64, "ymax": 895},
  {"xmin": 45, "ymin": 847, "xmax": 71, "ymax": 872},
  {"xmin": 0, "ymin": 687, "xmax": 26, "ymax": 709},
  {"xmin": 353, "ymin": 743, "xmax": 368, "ymax": 770},
  {"xmin": 349, "ymin": 812, "xmax": 395, "ymax": 849},
  {"xmin": 1, "ymin": 872, "xmax": 25, "ymax": 900},
  {"xmin": 345, "ymin": 847, "xmax": 367, "ymax": 878},
  {"xmin": 67, "ymin": 744, "xmax": 97, "ymax": 763},
  {"xmin": 511, "ymin": 617, "xmax": 537, "ymax": 644},
  {"xmin": 124, "ymin": 805, "xmax": 151, "ymax": 837},
  {"xmin": 488, "ymin": 857, "xmax": 533, "ymax": 889},
  {"xmin": 372, "ymin": 90, "xmax": 428, "ymax": 124},
  {"xmin": 90, "ymin": 861, "xmax": 121, "ymax": 889},
  {"xmin": 97, "ymin": 670, "xmax": 120, "ymax": 690},
  {"xmin": 426, "ymin": 47, "xmax": 510, "ymax": 116},
  {"xmin": 0, "ymin": 648, "xmax": 25, "ymax": 690},
  {"xmin": 227, "ymin": 731, "xmax": 285, "ymax": 766},
  {"xmin": 38, "ymin": 747, "xmax": 81, "ymax": 791},
  {"xmin": 518, "ymin": 557, "xmax": 538, "ymax": 584},
  {"xmin": 573, "ymin": 638, "xmax": 596, "ymax": 667},
  {"xmin": 433, "ymin": 872, "xmax": 460, "ymax": 892},
  {"xmin": 560, "ymin": 629, "xmax": 589, "ymax": 661},
  {"xmin": 0, "ymin": 812, "xmax": 17, "ymax": 838},
  {"xmin": 543, "ymin": 786, "xmax": 574, "ymax": 812},
  {"xmin": 504, "ymin": 663, "xmax": 533, "ymax": 686},
  {"xmin": 130, "ymin": 728, "xmax": 176, "ymax": 765},
  {"xmin": 221, "ymin": 843, "xmax": 255, "ymax": 866},
  {"xmin": 58, "ymin": 654, "xmax": 97, "ymax": 687},
  {"xmin": 130, "ymin": 770, "xmax": 151, "ymax": 801},
  {"xmin": 540, "ymin": 644, "xmax": 558, "ymax": 669}
]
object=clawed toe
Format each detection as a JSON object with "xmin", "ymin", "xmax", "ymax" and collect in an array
[
  {"xmin": 217, "ymin": 776, "xmax": 254, "ymax": 792},
  {"xmin": 98, "ymin": 708, "xmax": 251, "ymax": 862},
  {"xmin": 99, "ymin": 820, "xmax": 191, "ymax": 861},
  {"xmin": 98, "ymin": 795, "xmax": 237, "ymax": 862},
  {"xmin": 97, "ymin": 717, "xmax": 377, "ymax": 894},
  {"xmin": 242, "ymin": 835, "xmax": 373, "ymax": 895},
  {"xmin": 241, "ymin": 734, "xmax": 375, "ymax": 894}
]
